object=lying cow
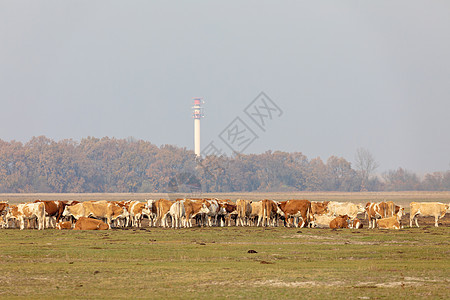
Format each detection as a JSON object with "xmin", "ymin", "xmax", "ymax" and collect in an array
[
  {"xmin": 56, "ymin": 221, "xmax": 73, "ymax": 230},
  {"xmin": 330, "ymin": 215, "xmax": 350, "ymax": 229},
  {"xmin": 310, "ymin": 214, "xmax": 335, "ymax": 228},
  {"xmin": 377, "ymin": 216, "xmax": 402, "ymax": 230},
  {"xmin": 410, "ymin": 202, "xmax": 450, "ymax": 227},
  {"xmin": 74, "ymin": 217, "xmax": 109, "ymax": 230},
  {"xmin": 349, "ymin": 218, "xmax": 363, "ymax": 229}
]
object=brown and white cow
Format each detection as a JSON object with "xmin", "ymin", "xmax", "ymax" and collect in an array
[
  {"xmin": 155, "ymin": 199, "xmax": 174, "ymax": 227},
  {"xmin": 217, "ymin": 200, "xmax": 237, "ymax": 227},
  {"xmin": 34, "ymin": 200, "xmax": 66, "ymax": 228},
  {"xmin": 349, "ymin": 218, "xmax": 363, "ymax": 229},
  {"xmin": 261, "ymin": 199, "xmax": 279, "ymax": 227},
  {"xmin": 366, "ymin": 201, "xmax": 404, "ymax": 229},
  {"xmin": 145, "ymin": 199, "xmax": 158, "ymax": 227},
  {"xmin": 410, "ymin": 202, "xmax": 450, "ymax": 227},
  {"xmin": 128, "ymin": 201, "xmax": 148, "ymax": 228},
  {"xmin": 183, "ymin": 199, "xmax": 211, "ymax": 228},
  {"xmin": 56, "ymin": 221, "xmax": 73, "ymax": 230},
  {"xmin": 329, "ymin": 215, "xmax": 350, "ymax": 229},
  {"xmin": 17, "ymin": 202, "xmax": 46, "ymax": 230},
  {"xmin": 74, "ymin": 217, "xmax": 109, "ymax": 230},
  {"xmin": 62, "ymin": 201, "xmax": 129, "ymax": 227},
  {"xmin": 277, "ymin": 200, "xmax": 311, "ymax": 228},
  {"xmin": 236, "ymin": 199, "xmax": 252, "ymax": 226}
]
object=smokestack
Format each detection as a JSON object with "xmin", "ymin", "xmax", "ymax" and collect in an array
[{"xmin": 192, "ymin": 98, "xmax": 204, "ymax": 157}]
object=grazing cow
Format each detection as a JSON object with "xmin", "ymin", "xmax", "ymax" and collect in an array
[
  {"xmin": 218, "ymin": 200, "xmax": 237, "ymax": 227},
  {"xmin": 145, "ymin": 199, "xmax": 158, "ymax": 227},
  {"xmin": 310, "ymin": 214, "xmax": 335, "ymax": 228},
  {"xmin": 327, "ymin": 202, "xmax": 365, "ymax": 219},
  {"xmin": 5, "ymin": 205, "xmax": 20, "ymax": 228},
  {"xmin": 34, "ymin": 200, "xmax": 66, "ymax": 228},
  {"xmin": 410, "ymin": 202, "xmax": 450, "ymax": 227},
  {"xmin": 377, "ymin": 216, "xmax": 402, "ymax": 230},
  {"xmin": 74, "ymin": 217, "xmax": 109, "ymax": 230},
  {"xmin": 155, "ymin": 199, "xmax": 174, "ymax": 227},
  {"xmin": 56, "ymin": 221, "xmax": 73, "ymax": 230},
  {"xmin": 349, "ymin": 218, "xmax": 363, "ymax": 229},
  {"xmin": 249, "ymin": 201, "xmax": 264, "ymax": 226},
  {"xmin": 277, "ymin": 200, "xmax": 311, "ymax": 228},
  {"xmin": 236, "ymin": 199, "xmax": 252, "ymax": 226},
  {"xmin": 62, "ymin": 201, "xmax": 129, "ymax": 227},
  {"xmin": 17, "ymin": 202, "xmax": 46, "ymax": 230},
  {"xmin": 329, "ymin": 215, "xmax": 350, "ymax": 229},
  {"xmin": 261, "ymin": 199, "xmax": 279, "ymax": 227},
  {"xmin": 311, "ymin": 201, "xmax": 329, "ymax": 216},
  {"xmin": 129, "ymin": 201, "xmax": 148, "ymax": 228},
  {"xmin": 183, "ymin": 199, "xmax": 211, "ymax": 227}
]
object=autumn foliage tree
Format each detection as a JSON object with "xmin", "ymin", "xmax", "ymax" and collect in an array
[{"xmin": 0, "ymin": 136, "xmax": 447, "ymax": 193}]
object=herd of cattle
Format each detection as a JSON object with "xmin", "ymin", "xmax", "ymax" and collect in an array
[{"xmin": 0, "ymin": 199, "xmax": 449, "ymax": 231}]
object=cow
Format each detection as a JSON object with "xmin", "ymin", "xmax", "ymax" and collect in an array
[
  {"xmin": 310, "ymin": 214, "xmax": 335, "ymax": 228},
  {"xmin": 377, "ymin": 216, "xmax": 402, "ymax": 229},
  {"xmin": 202, "ymin": 198, "xmax": 220, "ymax": 227},
  {"xmin": 145, "ymin": 199, "xmax": 158, "ymax": 227},
  {"xmin": 129, "ymin": 201, "xmax": 149, "ymax": 228},
  {"xmin": 169, "ymin": 200, "xmax": 185, "ymax": 229},
  {"xmin": 4, "ymin": 205, "xmax": 20, "ymax": 228},
  {"xmin": 183, "ymin": 199, "xmax": 211, "ymax": 228},
  {"xmin": 261, "ymin": 199, "xmax": 279, "ymax": 227},
  {"xmin": 249, "ymin": 201, "xmax": 264, "ymax": 226},
  {"xmin": 217, "ymin": 200, "xmax": 237, "ymax": 227},
  {"xmin": 349, "ymin": 218, "xmax": 363, "ymax": 229},
  {"xmin": 155, "ymin": 199, "xmax": 174, "ymax": 227},
  {"xmin": 62, "ymin": 201, "xmax": 129, "ymax": 227},
  {"xmin": 0, "ymin": 201, "xmax": 9, "ymax": 215},
  {"xmin": 17, "ymin": 202, "xmax": 46, "ymax": 230},
  {"xmin": 56, "ymin": 221, "xmax": 73, "ymax": 230},
  {"xmin": 236, "ymin": 199, "xmax": 252, "ymax": 226},
  {"xmin": 366, "ymin": 201, "xmax": 404, "ymax": 229},
  {"xmin": 329, "ymin": 215, "xmax": 350, "ymax": 229},
  {"xmin": 410, "ymin": 202, "xmax": 450, "ymax": 227},
  {"xmin": 277, "ymin": 200, "xmax": 311, "ymax": 228},
  {"xmin": 311, "ymin": 201, "xmax": 329, "ymax": 216},
  {"xmin": 34, "ymin": 200, "xmax": 66, "ymax": 228},
  {"xmin": 327, "ymin": 202, "xmax": 365, "ymax": 219},
  {"xmin": 74, "ymin": 217, "xmax": 109, "ymax": 230}
]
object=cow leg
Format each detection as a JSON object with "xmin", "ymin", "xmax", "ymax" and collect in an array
[
  {"xmin": 414, "ymin": 216, "xmax": 420, "ymax": 228},
  {"xmin": 434, "ymin": 216, "xmax": 439, "ymax": 227}
]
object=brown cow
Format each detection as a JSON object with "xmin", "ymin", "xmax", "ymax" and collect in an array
[
  {"xmin": 277, "ymin": 200, "xmax": 311, "ymax": 228},
  {"xmin": 365, "ymin": 201, "xmax": 403, "ymax": 229},
  {"xmin": 56, "ymin": 221, "xmax": 73, "ymax": 230},
  {"xmin": 155, "ymin": 199, "xmax": 174, "ymax": 227},
  {"xmin": 236, "ymin": 199, "xmax": 252, "ymax": 226},
  {"xmin": 74, "ymin": 217, "xmax": 109, "ymax": 230},
  {"xmin": 330, "ymin": 215, "xmax": 350, "ymax": 229},
  {"xmin": 377, "ymin": 216, "xmax": 401, "ymax": 229}
]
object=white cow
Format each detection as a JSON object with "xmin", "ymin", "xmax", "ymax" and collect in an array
[
  {"xmin": 310, "ymin": 214, "xmax": 335, "ymax": 228},
  {"xmin": 327, "ymin": 202, "xmax": 365, "ymax": 219},
  {"xmin": 410, "ymin": 202, "xmax": 450, "ymax": 227}
]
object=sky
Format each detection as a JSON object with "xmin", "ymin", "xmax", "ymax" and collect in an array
[{"xmin": 0, "ymin": 1, "xmax": 449, "ymax": 174}]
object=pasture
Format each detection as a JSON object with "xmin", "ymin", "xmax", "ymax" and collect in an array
[{"xmin": 1, "ymin": 192, "xmax": 449, "ymax": 299}]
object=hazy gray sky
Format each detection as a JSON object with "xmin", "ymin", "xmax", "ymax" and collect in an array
[{"xmin": 1, "ymin": 1, "xmax": 449, "ymax": 173}]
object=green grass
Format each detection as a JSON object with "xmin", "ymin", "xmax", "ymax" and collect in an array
[{"xmin": 1, "ymin": 226, "xmax": 449, "ymax": 299}]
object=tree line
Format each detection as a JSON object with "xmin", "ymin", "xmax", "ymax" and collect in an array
[{"xmin": 0, "ymin": 136, "xmax": 449, "ymax": 193}]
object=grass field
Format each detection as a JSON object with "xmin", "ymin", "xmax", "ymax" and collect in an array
[
  {"xmin": 1, "ymin": 192, "xmax": 449, "ymax": 299},
  {"xmin": 1, "ymin": 226, "xmax": 449, "ymax": 299}
]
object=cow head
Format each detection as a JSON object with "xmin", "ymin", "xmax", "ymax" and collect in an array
[
  {"xmin": 357, "ymin": 204, "xmax": 366, "ymax": 214},
  {"xmin": 395, "ymin": 207, "xmax": 405, "ymax": 219},
  {"xmin": 199, "ymin": 203, "xmax": 210, "ymax": 215},
  {"xmin": 62, "ymin": 206, "xmax": 71, "ymax": 217}
]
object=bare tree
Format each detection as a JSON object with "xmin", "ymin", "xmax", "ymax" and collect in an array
[{"xmin": 354, "ymin": 148, "xmax": 379, "ymax": 191}]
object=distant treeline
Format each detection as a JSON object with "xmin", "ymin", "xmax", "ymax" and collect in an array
[{"xmin": 0, "ymin": 136, "xmax": 449, "ymax": 193}]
